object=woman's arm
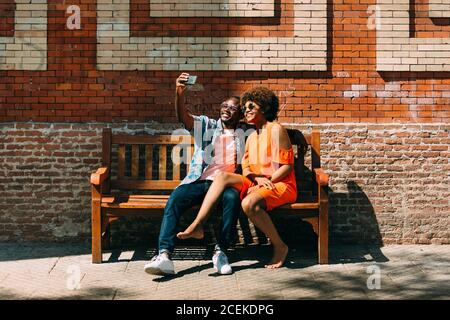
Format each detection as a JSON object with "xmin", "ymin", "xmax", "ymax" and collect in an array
[
  {"xmin": 269, "ymin": 123, "xmax": 294, "ymax": 183},
  {"xmin": 243, "ymin": 169, "xmax": 264, "ymax": 182},
  {"xmin": 269, "ymin": 164, "xmax": 293, "ymax": 183}
]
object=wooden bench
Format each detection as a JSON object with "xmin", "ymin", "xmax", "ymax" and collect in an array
[{"xmin": 90, "ymin": 128, "xmax": 329, "ymax": 264}]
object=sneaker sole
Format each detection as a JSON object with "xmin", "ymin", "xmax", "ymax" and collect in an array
[
  {"xmin": 144, "ymin": 266, "xmax": 175, "ymax": 276},
  {"xmin": 214, "ymin": 266, "xmax": 233, "ymax": 275}
]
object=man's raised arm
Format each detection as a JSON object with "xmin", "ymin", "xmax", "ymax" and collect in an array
[{"xmin": 175, "ymin": 73, "xmax": 194, "ymax": 131}]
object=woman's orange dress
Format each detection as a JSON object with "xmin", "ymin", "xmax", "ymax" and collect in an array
[{"xmin": 239, "ymin": 122, "xmax": 297, "ymax": 211}]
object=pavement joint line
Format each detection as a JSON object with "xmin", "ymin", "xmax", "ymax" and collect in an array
[
  {"xmin": 48, "ymin": 257, "xmax": 60, "ymax": 275},
  {"xmin": 79, "ymin": 272, "xmax": 87, "ymax": 289},
  {"xmin": 112, "ymin": 289, "xmax": 118, "ymax": 300}
]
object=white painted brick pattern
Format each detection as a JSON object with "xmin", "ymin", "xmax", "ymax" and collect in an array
[
  {"xmin": 377, "ymin": 0, "xmax": 450, "ymax": 72},
  {"xmin": 96, "ymin": 0, "xmax": 327, "ymax": 71},
  {"xmin": 149, "ymin": 0, "xmax": 275, "ymax": 17},
  {"xmin": 429, "ymin": 0, "xmax": 450, "ymax": 18},
  {"xmin": 0, "ymin": 0, "xmax": 48, "ymax": 71}
]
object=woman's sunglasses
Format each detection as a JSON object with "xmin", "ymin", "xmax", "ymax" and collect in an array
[{"xmin": 244, "ymin": 102, "xmax": 259, "ymax": 113}]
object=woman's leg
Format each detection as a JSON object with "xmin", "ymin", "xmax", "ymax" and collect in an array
[
  {"xmin": 241, "ymin": 193, "xmax": 288, "ymax": 269},
  {"xmin": 158, "ymin": 181, "xmax": 210, "ymax": 254},
  {"xmin": 177, "ymin": 172, "xmax": 244, "ymax": 240}
]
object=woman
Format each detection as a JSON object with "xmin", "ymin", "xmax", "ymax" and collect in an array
[{"xmin": 177, "ymin": 87, "xmax": 297, "ymax": 269}]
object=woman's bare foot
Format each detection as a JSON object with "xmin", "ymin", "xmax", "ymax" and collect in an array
[
  {"xmin": 176, "ymin": 224, "xmax": 204, "ymax": 240},
  {"xmin": 265, "ymin": 244, "xmax": 289, "ymax": 269}
]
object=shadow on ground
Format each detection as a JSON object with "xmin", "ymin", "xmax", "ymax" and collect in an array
[
  {"xmin": 0, "ymin": 287, "xmax": 118, "ymax": 300},
  {"xmin": 0, "ymin": 242, "xmax": 389, "ymax": 266},
  {"xmin": 0, "ymin": 178, "xmax": 392, "ymax": 268}
]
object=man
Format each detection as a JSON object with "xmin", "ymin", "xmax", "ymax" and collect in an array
[{"xmin": 144, "ymin": 73, "xmax": 247, "ymax": 276}]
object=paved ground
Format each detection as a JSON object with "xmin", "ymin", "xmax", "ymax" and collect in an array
[{"xmin": 0, "ymin": 243, "xmax": 448, "ymax": 300}]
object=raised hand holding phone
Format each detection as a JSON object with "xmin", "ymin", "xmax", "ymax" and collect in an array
[{"xmin": 176, "ymin": 73, "xmax": 190, "ymax": 95}]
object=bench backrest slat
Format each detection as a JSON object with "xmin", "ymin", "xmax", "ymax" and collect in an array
[
  {"xmin": 102, "ymin": 129, "xmax": 112, "ymax": 192},
  {"xmin": 172, "ymin": 145, "xmax": 181, "ymax": 181},
  {"xmin": 159, "ymin": 145, "xmax": 167, "ymax": 180},
  {"xmin": 118, "ymin": 144, "xmax": 125, "ymax": 180},
  {"xmin": 297, "ymin": 144, "xmax": 305, "ymax": 183},
  {"xmin": 311, "ymin": 130, "xmax": 321, "ymax": 169},
  {"xmin": 145, "ymin": 145, "xmax": 153, "ymax": 179},
  {"xmin": 310, "ymin": 130, "xmax": 321, "ymax": 192},
  {"xmin": 131, "ymin": 145, "xmax": 139, "ymax": 178}
]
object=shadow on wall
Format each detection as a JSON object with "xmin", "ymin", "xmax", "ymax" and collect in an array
[
  {"xmin": 327, "ymin": 181, "xmax": 389, "ymax": 263},
  {"xmin": 330, "ymin": 181, "xmax": 384, "ymax": 245}
]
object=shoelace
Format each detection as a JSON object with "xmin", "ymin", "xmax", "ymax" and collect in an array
[{"xmin": 151, "ymin": 254, "xmax": 162, "ymax": 262}]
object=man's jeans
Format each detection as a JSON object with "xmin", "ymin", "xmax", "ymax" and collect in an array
[{"xmin": 158, "ymin": 180, "xmax": 241, "ymax": 254}]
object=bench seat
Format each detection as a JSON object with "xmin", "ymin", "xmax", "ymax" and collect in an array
[{"xmin": 101, "ymin": 194, "xmax": 320, "ymax": 210}]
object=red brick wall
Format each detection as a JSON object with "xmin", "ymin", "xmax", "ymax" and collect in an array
[{"xmin": 0, "ymin": 0, "xmax": 449, "ymax": 123}]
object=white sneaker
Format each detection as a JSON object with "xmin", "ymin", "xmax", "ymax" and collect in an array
[
  {"xmin": 212, "ymin": 250, "xmax": 232, "ymax": 275},
  {"xmin": 144, "ymin": 253, "xmax": 175, "ymax": 276}
]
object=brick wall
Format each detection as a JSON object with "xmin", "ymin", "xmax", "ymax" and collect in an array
[
  {"xmin": 1, "ymin": 123, "xmax": 448, "ymax": 244},
  {"xmin": 0, "ymin": 0, "xmax": 449, "ymax": 123},
  {"xmin": 0, "ymin": 1, "xmax": 449, "ymax": 244}
]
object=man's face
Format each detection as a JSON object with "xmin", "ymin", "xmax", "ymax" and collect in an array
[{"xmin": 220, "ymin": 99, "xmax": 242, "ymax": 125}]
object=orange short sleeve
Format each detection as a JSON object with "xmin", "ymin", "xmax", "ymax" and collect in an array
[{"xmin": 273, "ymin": 147, "xmax": 294, "ymax": 165}]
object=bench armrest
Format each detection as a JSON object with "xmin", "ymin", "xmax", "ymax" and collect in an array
[
  {"xmin": 90, "ymin": 166, "xmax": 110, "ymax": 186},
  {"xmin": 314, "ymin": 168, "xmax": 329, "ymax": 187}
]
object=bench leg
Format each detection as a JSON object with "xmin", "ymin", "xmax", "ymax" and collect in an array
[
  {"xmin": 318, "ymin": 201, "xmax": 329, "ymax": 264},
  {"xmin": 92, "ymin": 200, "xmax": 102, "ymax": 264}
]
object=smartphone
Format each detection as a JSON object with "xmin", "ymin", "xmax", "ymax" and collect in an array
[{"xmin": 185, "ymin": 75, "xmax": 197, "ymax": 85}]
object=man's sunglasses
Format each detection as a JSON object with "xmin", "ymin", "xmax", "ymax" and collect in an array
[{"xmin": 220, "ymin": 103, "xmax": 240, "ymax": 112}]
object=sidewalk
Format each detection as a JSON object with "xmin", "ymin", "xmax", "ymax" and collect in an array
[{"xmin": 0, "ymin": 243, "xmax": 448, "ymax": 300}]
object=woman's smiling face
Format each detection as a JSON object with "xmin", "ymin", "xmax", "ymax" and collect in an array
[{"xmin": 244, "ymin": 100, "xmax": 264, "ymax": 125}]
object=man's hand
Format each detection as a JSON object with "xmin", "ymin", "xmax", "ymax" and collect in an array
[
  {"xmin": 255, "ymin": 177, "xmax": 274, "ymax": 190},
  {"xmin": 176, "ymin": 73, "xmax": 189, "ymax": 95}
]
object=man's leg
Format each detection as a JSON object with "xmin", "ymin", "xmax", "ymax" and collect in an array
[
  {"xmin": 145, "ymin": 181, "xmax": 211, "ymax": 275},
  {"xmin": 217, "ymin": 187, "xmax": 241, "ymax": 252},
  {"xmin": 211, "ymin": 187, "xmax": 241, "ymax": 275},
  {"xmin": 158, "ymin": 181, "xmax": 211, "ymax": 255}
]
